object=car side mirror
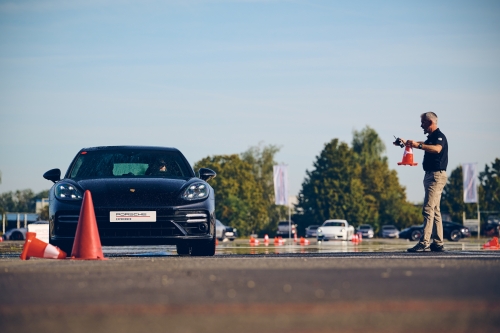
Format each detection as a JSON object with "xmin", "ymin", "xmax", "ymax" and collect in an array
[
  {"xmin": 43, "ymin": 168, "xmax": 61, "ymax": 183},
  {"xmin": 198, "ymin": 168, "xmax": 216, "ymax": 182}
]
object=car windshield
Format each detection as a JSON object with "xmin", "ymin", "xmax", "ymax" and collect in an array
[
  {"xmin": 323, "ymin": 222, "xmax": 345, "ymax": 227},
  {"xmin": 383, "ymin": 226, "xmax": 397, "ymax": 230},
  {"xmin": 308, "ymin": 225, "xmax": 319, "ymax": 229},
  {"xmin": 68, "ymin": 149, "xmax": 193, "ymax": 180},
  {"xmin": 359, "ymin": 225, "xmax": 371, "ymax": 229}
]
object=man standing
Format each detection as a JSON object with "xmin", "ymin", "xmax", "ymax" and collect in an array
[{"xmin": 399, "ymin": 112, "xmax": 448, "ymax": 252}]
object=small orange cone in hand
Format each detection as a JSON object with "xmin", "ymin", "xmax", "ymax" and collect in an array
[
  {"xmin": 71, "ymin": 190, "xmax": 106, "ymax": 260},
  {"xmin": 398, "ymin": 146, "xmax": 418, "ymax": 166},
  {"xmin": 20, "ymin": 232, "xmax": 67, "ymax": 260}
]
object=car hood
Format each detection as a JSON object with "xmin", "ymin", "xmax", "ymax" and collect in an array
[
  {"xmin": 320, "ymin": 226, "xmax": 346, "ymax": 231},
  {"xmin": 73, "ymin": 178, "xmax": 193, "ymax": 207}
]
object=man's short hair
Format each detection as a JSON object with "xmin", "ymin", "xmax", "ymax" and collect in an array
[{"xmin": 421, "ymin": 112, "xmax": 438, "ymax": 124}]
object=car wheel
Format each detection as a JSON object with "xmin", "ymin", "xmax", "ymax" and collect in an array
[
  {"xmin": 410, "ymin": 230, "xmax": 422, "ymax": 241},
  {"xmin": 448, "ymin": 229, "xmax": 461, "ymax": 242},
  {"xmin": 10, "ymin": 231, "xmax": 24, "ymax": 241},
  {"xmin": 176, "ymin": 243, "xmax": 190, "ymax": 256},
  {"xmin": 191, "ymin": 234, "xmax": 216, "ymax": 257}
]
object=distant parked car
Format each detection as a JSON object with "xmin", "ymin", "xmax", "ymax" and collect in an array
[
  {"xmin": 357, "ymin": 224, "xmax": 374, "ymax": 239},
  {"xmin": 399, "ymin": 221, "xmax": 471, "ymax": 242},
  {"xmin": 223, "ymin": 225, "xmax": 238, "ymax": 241},
  {"xmin": 380, "ymin": 225, "xmax": 400, "ymax": 238},
  {"xmin": 484, "ymin": 221, "xmax": 500, "ymax": 237},
  {"xmin": 215, "ymin": 220, "xmax": 226, "ymax": 241},
  {"xmin": 305, "ymin": 225, "xmax": 320, "ymax": 238},
  {"xmin": 276, "ymin": 221, "xmax": 297, "ymax": 238},
  {"xmin": 317, "ymin": 219, "xmax": 355, "ymax": 241},
  {"xmin": 2, "ymin": 227, "xmax": 27, "ymax": 240},
  {"xmin": 215, "ymin": 220, "xmax": 237, "ymax": 241}
]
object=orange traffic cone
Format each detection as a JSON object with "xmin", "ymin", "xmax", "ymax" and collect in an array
[
  {"xmin": 71, "ymin": 190, "xmax": 106, "ymax": 260},
  {"xmin": 294, "ymin": 233, "xmax": 298, "ymax": 242},
  {"xmin": 398, "ymin": 146, "xmax": 418, "ymax": 166},
  {"xmin": 357, "ymin": 233, "xmax": 363, "ymax": 242},
  {"xmin": 483, "ymin": 237, "xmax": 499, "ymax": 249},
  {"xmin": 20, "ymin": 232, "xmax": 67, "ymax": 260},
  {"xmin": 299, "ymin": 237, "xmax": 310, "ymax": 245},
  {"xmin": 264, "ymin": 234, "xmax": 269, "ymax": 242},
  {"xmin": 351, "ymin": 234, "xmax": 358, "ymax": 243},
  {"xmin": 249, "ymin": 236, "xmax": 260, "ymax": 245}
]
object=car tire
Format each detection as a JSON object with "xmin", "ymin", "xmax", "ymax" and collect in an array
[
  {"xmin": 10, "ymin": 231, "xmax": 24, "ymax": 241},
  {"xmin": 176, "ymin": 243, "xmax": 190, "ymax": 256},
  {"xmin": 191, "ymin": 234, "xmax": 216, "ymax": 257},
  {"xmin": 448, "ymin": 229, "xmax": 461, "ymax": 242},
  {"xmin": 410, "ymin": 230, "xmax": 422, "ymax": 241}
]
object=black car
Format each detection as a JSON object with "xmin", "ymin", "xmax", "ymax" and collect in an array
[
  {"xmin": 43, "ymin": 146, "xmax": 217, "ymax": 256},
  {"xmin": 399, "ymin": 221, "xmax": 470, "ymax": 242}
]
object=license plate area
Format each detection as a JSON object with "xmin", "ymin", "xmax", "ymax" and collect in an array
[{"xmin": 110, "ymin": 211, "xmax": 156, "ymax": 222}]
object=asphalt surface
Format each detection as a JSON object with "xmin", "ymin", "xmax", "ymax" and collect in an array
[{"xmin": 1, "ymin": 239, "xmax": 499, "ymax": 333}]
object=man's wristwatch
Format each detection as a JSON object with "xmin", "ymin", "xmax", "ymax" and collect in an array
[{"xmin": 418, "ymin": 143, "xmax": 423, "ymax": 149}]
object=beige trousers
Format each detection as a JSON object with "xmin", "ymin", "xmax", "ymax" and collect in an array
[{"xmin": 419, "ymin": 171, "xmax": 448, "ymax": 246}]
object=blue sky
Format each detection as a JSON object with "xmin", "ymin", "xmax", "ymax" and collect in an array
[{"xmin": 1, "ymin": 0, "xmax": 499, "ymax": 204}]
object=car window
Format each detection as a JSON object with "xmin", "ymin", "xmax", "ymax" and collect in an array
[
  {"xmin": 68, "ymin": 150, "xmax": 192, "ymax": 180},
  {"xmin": 323, "ymin": 222, "xmax": 346, "ymax": 227},
  {"xmin": 216, "ymin": 220, "xmax": 224, "ymax": 227}
]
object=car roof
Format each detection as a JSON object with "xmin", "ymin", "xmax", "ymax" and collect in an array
[
  {"xmin": 324, "ymin": 219, "xmax": 347, "ymax": 222},
  {"xmin": 79, "ymin": 146, "xmax": 182, "ymax": 153}
]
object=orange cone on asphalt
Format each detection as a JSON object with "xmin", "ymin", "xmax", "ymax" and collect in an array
[
  {"xmin": 351, "ymin": 234, "xmax": 358, "ymax": 243},
  {"xmin": 294, "ymin": 233, "xmax": 298, "ymax": 242},
  {"xmin": 398, "ymin": 146, "xmax": 418, "ymax": 166},
  {"xmin": 249, "ymin": 236, "xmax": 260, "ymax": 246},
  {"xmin": 483, "ymin": 237, "xmax": 499, "ymax": 249},
  {"xmin": 264, "ymin": 234, "xmax": 269, "ymax": 243},
  {"xmin": 20, "ymin": 232, "xmax": 67, "ymax": 260},
  {"xmin": 71, "ymin": 190, "xmax": 105, "ymax": 260},
  {"xmin": 299, "ymin": 237, "xmax": 310, "ymax": 245}
]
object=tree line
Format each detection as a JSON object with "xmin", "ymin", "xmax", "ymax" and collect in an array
[{"xmin": 1, "ymin": 130, "xmax": 498, "ymax": 236}]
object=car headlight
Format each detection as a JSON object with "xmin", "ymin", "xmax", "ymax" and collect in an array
[
  {"xmin": 317, "ymin": 228, "xmax": 322, "ymax": 233},
  {"xmin": 182, "ymin": 183, "xmax": 209, "ymax": 200},
  {"xmin": 461, "ymin": 228, "xmax": 467, "ymax": 233},
  {"xmin": 55, "ymin": 183, "xmax": 83, "ymax": 200},
  {"xmin": 341, "ymin": 228, "xmax": 345, "ymax": 232}
]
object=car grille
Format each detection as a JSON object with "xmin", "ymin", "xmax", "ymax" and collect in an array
[{"xmin": 55, "ymin": 210, "xmax": 210, "ymax": 238}]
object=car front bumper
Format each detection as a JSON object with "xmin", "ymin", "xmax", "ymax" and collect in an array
[{"xmin": 49, "ymin": 198, "xmax": 215, "ymax": 246}]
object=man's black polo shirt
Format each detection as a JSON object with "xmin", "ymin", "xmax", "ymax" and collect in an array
[{"xmin": 423, "ymin": 128, "xmax": 448, "ymax": 172}]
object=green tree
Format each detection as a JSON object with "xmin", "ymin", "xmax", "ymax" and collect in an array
[
  {"xmin": 441, "ymin": 165, "xmax": 486, "ymax": 224},
  {"xmin": 480, "ymin": 158, "xmax": 500, "ymax": 216},
  {"xmin": 0, "ymin": 189, "xmax": 49, "ymax": 213},
  {"xmin": 194, "ymin": 154, "xmax": 268, "ymax": 236},
  {"xmin": 296, "ymin": 139, "xmax": 369, "ymax": 227},
  {"xmin": 241, "ymin": 143, "xmax": 287, "ymax": 234}
]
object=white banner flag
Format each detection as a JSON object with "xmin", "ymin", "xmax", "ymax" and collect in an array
[
  {"xmin": 273, "ymin": 164, "xmax": 288, "ymax": 206},
  {"xmin": 462, "ymin": 163, "xmax": 478, "ymax": 203}
]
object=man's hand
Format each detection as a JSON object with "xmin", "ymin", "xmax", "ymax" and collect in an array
[{"xmin": 406, "ymin": 139, "xmax": 418, "ymax": 148}]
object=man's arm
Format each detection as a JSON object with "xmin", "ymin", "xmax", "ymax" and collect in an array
[{"xmin": 405, "ymin": 139, "xmax": 442, "ymax": 154}]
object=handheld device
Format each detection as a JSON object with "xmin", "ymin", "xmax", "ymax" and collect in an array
[{"xmin": 393, "ymin": 136, "xmax": 405, "ymax": 148}]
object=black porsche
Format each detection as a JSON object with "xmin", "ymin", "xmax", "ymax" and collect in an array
[
  {"xmin": 399, "ymin": 221, "xmax": 471, "ymax": 242},
  {"xmin": 43, "ymin": 146, "xmax": 217, "ymax": 256}
]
